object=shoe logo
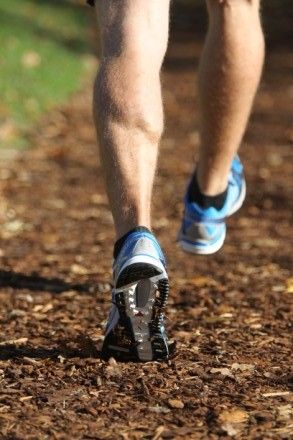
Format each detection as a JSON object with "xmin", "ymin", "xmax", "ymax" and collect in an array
[
  {"xmin": 132, "ymin": 238, "xmax": 158, "ymax": 259},
  {"xmin": 184, "ymin": 222, "xmax": 220, "ymax": 242}
]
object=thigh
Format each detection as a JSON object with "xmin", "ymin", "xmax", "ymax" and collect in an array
[{"xmin": 95, "ymin": 0, "xmax": 171, "ymax": 60}]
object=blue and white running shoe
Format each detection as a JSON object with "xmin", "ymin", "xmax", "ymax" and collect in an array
[
  {"xmin": 178, "ymin": 156, "xmax": 246, "ymax": 255},
  {"xmin": 102, "ymin": 230, "xmax": 173, "ymax": 362}
]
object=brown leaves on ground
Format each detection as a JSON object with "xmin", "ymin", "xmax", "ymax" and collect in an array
[{"xmin": 0, "ymin": 11, "xmax": 292, "ymax": 440}]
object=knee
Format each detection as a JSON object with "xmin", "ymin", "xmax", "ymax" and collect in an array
[
  {"xmin": 207, "ymin": 0, "xmax": 261, "ymax": 15},
  {"xmin": 206, "ymin": 0, "xmax": 263, "ymax": 35}
]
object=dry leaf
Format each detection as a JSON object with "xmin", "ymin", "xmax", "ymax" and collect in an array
[
  {"xmin": 152, "ymin": 425, "xmax": 165, "ymax": 440},
  {"xmin": 1, "ymin": 219, "xmax": 25, "ymax": 238},
  {"xmin": 189, "ymin": 307, "xmax": 206, "ymax": 318},
  {"xmin": 210, "ymin": 368, "xmax": 234, "ymax": 378},
  {"xmin": 42, "ymin": 303, "xmax": 53, "ymax": 313},
  {"xmin": 231, "ymin": 363, "xmax": 255, "ymax": 372},
  {"xmin": 190, "ymin": 276, "xmax": 217, "ymax": 287},
  {"xmin": 19, "ymin": 396, "xmax": 33, "ymax": 402},
  {"xmin": 70, "ymin": 264, "xmax": 99, "ymax": 275},
  {"xmin": 219, "ymin": 408, "xmax": 249, "ymax": 424},
  {"xmin": 148, "ymin": 406, "xmax": 170, "ymax": 414},
  {"xmin": 205, "ymin": 316, "xmax": 231, "ymax": 324},
  {"xmin": 277, "ymin": 405, "xmax": 292, "ymax": 420},
  {"xmin": 23, "ymin": 357, "xmax": 40, "ymax": 365},
  {"xmin": 286, "ymin": 278, "xmax": 293, "ymax": 293},
  {"xmin": 262, "ymin": 391, "xmax": 290, "ymax": 398},
  {"xmin": 70, "ymin": 264, "xmax": 90, "ymax": 275},
  {"xmin": 58, "ymin": 355, "xmax": 66, "ymax": 364},
  {"xmin": 221, "ymin": 423, "xmax": 239, "ymax": 436},
  {"xmin": 0, "ymin": 337, "xmax": 28, "ymax": 346},
  {"xmin": 105, "ymin": 358, "xmax": 121, "ymax": 378},
  {"xmin": 168, "ymin": 399, "xmax": 184, "ymax": 409}
]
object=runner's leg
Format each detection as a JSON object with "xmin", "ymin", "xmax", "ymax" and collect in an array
[
  {"xmin": 93, "ymin": 0, "xmax": 170, "ymax": 239},
  {"xmin": 197, "ymin": 0, "xmax": 265, "ymax": 195}
]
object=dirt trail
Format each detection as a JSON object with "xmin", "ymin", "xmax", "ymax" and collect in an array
[{"xmin": 0, "ymin": 17, "xmax": 292, "ymax": 440}]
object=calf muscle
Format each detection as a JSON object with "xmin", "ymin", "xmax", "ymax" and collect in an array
[{"xmin": 93, "ymin": 0, "xmax": 170, "ymax": 238}]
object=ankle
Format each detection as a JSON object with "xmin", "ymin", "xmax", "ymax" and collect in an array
[
  {"xmin": 113, "ymin": 226, "xmax": 153, "ymax": 259},
  {"xmin": 188, "ymin": 171, "xmax": 227, "ymax": 210},
  {"xmin": 196, "ymin": 163, "xmax": 229, "ymax": 196}
]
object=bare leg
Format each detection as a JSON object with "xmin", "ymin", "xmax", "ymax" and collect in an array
[
  {"xmin": 93, "ymin": 0, "xmax": 170, "ymax": 239},
  {"xmin": 197, "ymin": 0, "xmax": 265, "ymax": 195}
]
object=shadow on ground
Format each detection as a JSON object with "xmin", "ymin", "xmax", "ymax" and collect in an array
[{"xmin": 0, "ymin": 270, "xmax": 104, "ymax": 294}]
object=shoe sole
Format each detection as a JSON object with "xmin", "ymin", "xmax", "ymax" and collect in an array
[
  {"xmin": 102, "ymin": 263, "xmax": 174, "ymax": 362},
  {"xmin": 178, "ymin": 180, "xmax": 246, "ymax": 255}
]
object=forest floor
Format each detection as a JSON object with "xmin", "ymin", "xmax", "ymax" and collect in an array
[{"xmin": 0, "ymin": 15, "xmax": 292, "ymax": 440}]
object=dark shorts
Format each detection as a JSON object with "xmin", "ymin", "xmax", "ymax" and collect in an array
[{"xmin": 87, "ymin": 0, "xmax": 95, "ymax": 6}]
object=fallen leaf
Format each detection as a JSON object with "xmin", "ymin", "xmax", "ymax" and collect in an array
[
  {"xmin": 23, "ymin": 357, "xmax": 40, "ymax": 365},
  {"xmin": 33, "ymin": 303, "xmax": 53, "ymax": 314},
  {"xmin": 70, "ymin": 264, "xmax": 91, "ymax": 275},
  {"xmin": 210, "ymin": 368, "xmax": 234, "ymax": 378},
  {"xmin": 148, "ymin": 406, "xmax": 170, "ymax": 414},
  {"xmin": 1, "ymin": 219, "xmax": 25, "ymax": 238},
  {"xmin": 219, "ymin": 313, "xmax": 233, "ymax": 319},
  {"xmin": 168, "ymin": 399, "xmax": 184, "ymax": 409},
  {"xmin": 262, "ymin": 391, "xmax": 290, "ymax": 398},
  {"xmin": 42, "ymin": 303, "xmax": 53, "ymax": 313},
  {"xmin": 0, "ymin": 337, "xmax": 28, "ymax": 346},
  {"xmin": 70, "ymin": 264, "xmax": 100, "ymax": 275},
  {"xmin": 205, "ymin": 316, "xmax": 231, "ymax": 324},
  {"xmin": 250, "ymin": 324, "xmax": 262, "ymax": 330},
  {"xmin": 277, "ymin": 405, "xmax": 293, "ymax": 420},
  {"xmin": 189, "ymin": 307, "xmax": 206, "ymax": 318},
  {"xmin": 58, "ymin": 355, "xmax": 66, "ymax": 364},
  {"xmin": 255, "ymin": 238, "xmax": 278, "ymax": 248},
  {"xmin": 190, "ymin": 276, "xmax": 217, "ymax": 287},
  {"xmin": 105, "ymin": 357, "xmax": 121, "ymax": 377},
  {"xmin": 19, "ymin": 396, "xmax": 33, "ymax": 402},
  {"xmin": 286, "ymin": 278, "xmax": 293, "ymax": 293},
  {"xmin": 221, "ymin": 423, "xmax": 239, "ymax": 436},
  {"xmin": 9, "ymin": 309, "xmax": 26, "ymax": 318},
  {"xmin": 231, "ymin": 363, "xmax": 255, "ymax": 372},
  {"xmin": 219, "ymin": 408, "xmax": 249, "ymax": 424},
  {"xmin": 152, "ymin": 425, "xmax": 165, "ymax": 440},
  {"xmin": 108, "ymin": 357, "xmax": 117, "ymax": 367}
]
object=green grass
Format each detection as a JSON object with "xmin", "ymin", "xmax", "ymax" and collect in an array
[{"xmin": 0, "ymin": 0, "xmax": 94, "ymax": 148}]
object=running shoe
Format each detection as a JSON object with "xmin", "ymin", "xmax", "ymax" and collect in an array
[
  {"xmin": 178, "ymin": 156, "xmax": 246, "ymax": 255},
  {"xmin": 102, "ymin": 230, "xmax": 173, "ymax": 361}
]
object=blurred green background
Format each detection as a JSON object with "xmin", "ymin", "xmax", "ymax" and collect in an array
[
  {"xmin": 0, "ymin": 0, "xmax": 291, "ymax": 149},
  {"xmin": 0, "ymin": 0, "xmax": 93, "ymax": 149}
]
